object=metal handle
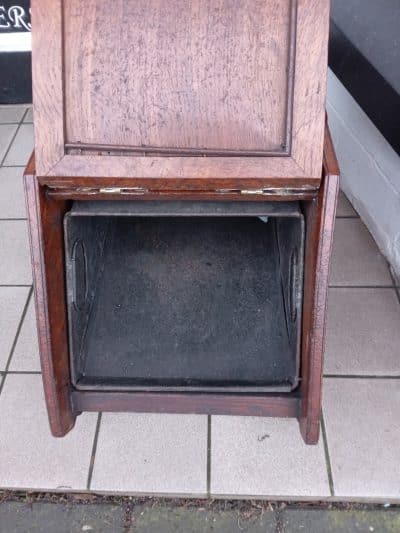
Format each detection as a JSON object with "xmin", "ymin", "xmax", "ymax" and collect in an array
[
  {"xmin": 72, "ymin": 239, "xmax": 88, "ymax": 311},
  {"xmin": 289, "ymin": 247, "xmax": 298, "ymax": 323}
]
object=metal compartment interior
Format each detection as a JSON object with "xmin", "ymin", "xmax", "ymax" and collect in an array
[{"xmin": 64, "ymin": 201, "xmax": 304, "ymax": 393}]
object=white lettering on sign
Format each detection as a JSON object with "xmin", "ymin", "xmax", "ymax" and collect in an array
[
  {"xmin": 0, "ymin": 5, "xmax": 31, "ymax": 31},
  {"xmin": 0, "ymin": 6, "xmax": 10, "ymax": 29}
]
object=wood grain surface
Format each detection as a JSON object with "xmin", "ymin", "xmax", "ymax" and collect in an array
[
  {"xmin": 24, "ymin": 156, "xmax": 76, "ymax": 437},
  {"xmin": 299, "ymin": 127, "xmax": 339, "ymax": 444},
  {"xmin": 32, "ymin": 0, "xmax": 330, "ymax": 183},
  {"xmin": 64, "ymin": 0, "xmax": 292, "ymax": 153},
  {"xmin": 23, "ymin": 125, "xmax": 339, "ymax": 442}
]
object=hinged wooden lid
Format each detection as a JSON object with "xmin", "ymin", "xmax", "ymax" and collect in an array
[{"xmin": 32, "ymin": 0, "xmax": 330, "ymax": 189}]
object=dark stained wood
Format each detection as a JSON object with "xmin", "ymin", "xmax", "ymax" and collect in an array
[
  {"xmin": 323, "ymin": 124, "xmax": 341, "ymax": 179},
  {"xmin": 46, "ymin": 188, "xmax": 317, "ymax": 202},
  {"xmin": 24, "ymin": 125, "xmax": 339, "ymax": 443},
  {"xmin": 299, "ymin": 129, "xmax": 339, "ymax": 444},
  {"xmin": 72, "ymin": 391, "xmax": 300, "ymax": 419},
  {"xmin": 38, "ymin": 172, "xmax": 319, "ymax": 191},
  {"xmin": 24, "ymin": 156, "xmax": 75, "ymax": 437},
  {"xmin": 23, "ymin": 124, "xmax": 339, "ymax": 442},
  {"xmin": 32, "ymin": 0, "xmax": 330, "ymax": 184},
  {"xmin": 27, "ymin": 0, "xmax": 336, "ymax": 443}
]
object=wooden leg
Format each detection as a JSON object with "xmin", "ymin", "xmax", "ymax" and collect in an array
[
  {"xmin": 24, "ymin": 167, "xmax": 75, "ymax": 437},
  {"xmin": 299, "ymin": 128, "xmax": 339, "ymax": 444}
]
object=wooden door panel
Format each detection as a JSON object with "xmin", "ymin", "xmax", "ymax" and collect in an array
[
  {"xmin": 32, "ymin": 0, "xmax": 330, "ymax": 186},
  {"xmin": 64, "ymin": 0, "xmax": 292, "ymax": 154}
]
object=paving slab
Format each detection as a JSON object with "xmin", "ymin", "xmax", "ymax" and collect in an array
[
  {"xmin": 91, "ymin": 413, "xmax": 208, "ymax": 496},
  {"xmin": 324, "ymin": 288, "xmax": 400, "ymax": 376},
  {"xmin": 3, "ymin": 124, "xmax": 34, "ymax": 166},
  {"xmin": 210, "ymin": 417, "xmax": 330, "ymax": 498},
  {"xmin": 9, "ymin": 299, "xmax": 41, "ymax": 372},
  {"xmin": 0, "ymin": 106, "xmax": 26, "ymax": 124},
  {"xmin": 23, "ymin": 107, "xmax": 33, "ymax": 123},
  {"xmin": 337, "ymin": 190, "xmax": 358, "ymax": 217},
  {"xmin": 133, "ymin": 506, "xmax": 276, "ymax": 532},
  {"xmin": 323, "ymin": 378, "xmax": 400, "ymax": 499},
  {"xmin": 0, "ymin": 167, "xmax": 26, "ymax": 219},
  {"xmin": 330, "ymin": 219, "xmax": 392, "ymax": 286},
  {"xmin": 0, "ymin": 374, "xmax": 97, "ymax": 491},
  {"xmin": 0, "ymin": 501, "xmax": 125, "ymax": 533},
  {"xmin": 282, "ymin": 508, "xmax": 400, "ymax": 532},
  {"xmin": 0, "ymin": 220, "xmax": 31, "ymax": 285},
  {"xmin": 0, "ymin": 124, "xmax": 18, "ymax": 162},
  {"xmin": 0, "ymin": 287, "xmax": 30, "ymax": 370}
]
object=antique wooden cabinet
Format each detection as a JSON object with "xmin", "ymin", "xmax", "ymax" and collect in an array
[{"xmin": 25, "ymin": 0, "xmax": 338, "ymax": 444}]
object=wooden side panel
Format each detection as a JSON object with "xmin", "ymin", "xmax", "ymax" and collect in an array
[
  {"xmin": 299, "ymin": 129, "xmax": 339, "ymax": 444},
  {"xmin": 24, "ymin": 161, "xmax": 75, "ymax": 437},
  {"xmin": 31, "ymin": 0, "xmax": 65, "ymax": 177},
  {"xmin": 291, "ymin": 0, "xmax": 330, "ymax": 177}
]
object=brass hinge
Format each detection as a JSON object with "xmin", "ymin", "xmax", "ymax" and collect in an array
[
  {"xmin": 216, "ymin": 187, "xmax": 316, "ymax": 196},
  {"xmin": 98, "ymin": 187, "xmax": 149, "ymax": 195},
  {"xmin": 240, "ymin": 189, "xmax": 267, "ymax": 195}
]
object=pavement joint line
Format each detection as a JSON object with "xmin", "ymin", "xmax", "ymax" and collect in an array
[
  {"xmin": 0, "ymin": 287, "xmax": 33, "ymax": 397},
  {"xmin": 324, "ymin": 374, "xmax": 400, "ymax": 380},
  {"xmin": 0, "ymin": 373, "xmax": 5, "ymax": 397},
  {"xmin": 274, "ymin": 507, "xmax": 284, "ymax": 533},
  {"xmin": 5, "ymin": 371, "xmax": 41, "ymax": 375},
  {"xmin": 321, "ymin": 412, "xmax": 335, "ymax": 497},
  {"xmin": 0, "ymin": 125, "xmax": 20, "ymax": 167},
  {"xmin": 206, "ymin": 415, "xmax": 211, "ymax": 497},
  {"xmin": 0, "ymin": 218, "xmax": 27, "ymax": 222},
  {"xmin": 328, "ymin": 285, "xmax": 395, "ymax": 289},
  {"xmin": 336, "ymin": 215, "xmax": 359, "ymax": 219},
  {"xmin": 0, "ymin": 109, "xmax": 28, "ymax": 167},
  {"xmin": 388, "ymin": 265, "xmax": 400, "ymax": 302},
  {"xmin": 0, "ymin": 284, "xmax": 33, "ymax": 288},
  {"xmin": 0, "ymin": 165, "xmax": 27, "ymax": 168},
  {"xmin": 86, "ymin": 412, "xmax": 103, "ymax": 491},
  {"xmin": 395, "ymin": 286, "xmax": 400, "ymax": 306},
  {"xmin": 21, "ymin": 108, "xmax": 30, "ymax": 123}
]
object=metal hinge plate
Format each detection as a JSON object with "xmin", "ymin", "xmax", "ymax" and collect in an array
[
  {"xmin": 97, "ymin": 187, "xmax": 149, "ymax": 195},
  {"xmin": 216, "ymin": 187, "xmax": 316, "ymax": 196}
]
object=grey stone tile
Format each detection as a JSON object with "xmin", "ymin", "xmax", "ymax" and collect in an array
[
  {"xmin": 0, "ymin": 220, "xmax": 32, "ymax": 284},
  {"xmin": 282, "ymin": 508, "xmax": 400, "ymax": 532},
  {"xmin": 24, "ymin": 107, "xmax": 33, "ymax": 123},
  {"xmin": 0, "ymin": 124, "xmax": 18, "ymax": 162},
  {"xmin": 0, "ymin": 287, "xmax": 29, "ymax": 370},
  {"xmin": 330, "ymin": 219, "xmax": 392, "ymax": 286},
  {"xmin": 134, "ymin": 506, "xmax": 276, "ymax": 532},
  {"xmin": 323, "ymin": 378, "xmax": 400, "ymax": 499},
  {"xmin": 0, "ymin": 374, "xmax": 97, "ymax": 490},
  {"xmin": 0, "ymin": 106, "xmax": 26, "ymax": 124},
  {"xmin": 210, "ymin": 417, "xmax": 330, "ymax": 498},
  {"xmin": 325, "ymin": 288, "xmax": 400, "ymax": 376},
  {"xmin": 3, "ymin": 124, "xmax": 34, "ymax": 166},
  {"xmin": 0, "ymin": 501, "xmax": 125, "ymax": 533},
  {"xmin": 336, "ymin": 190, "xmax": 358, "ymax": 217},
  {"xmin": 0, "ymin": 167, "xmax": 26, "ymax": 219},
  {"xmin": 9, "ymin": 299, "xmax": 40, "ymax": 372},
  {"xmin": 91, "ymin": 413, "xmax": 207, "ymax": 495}
]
